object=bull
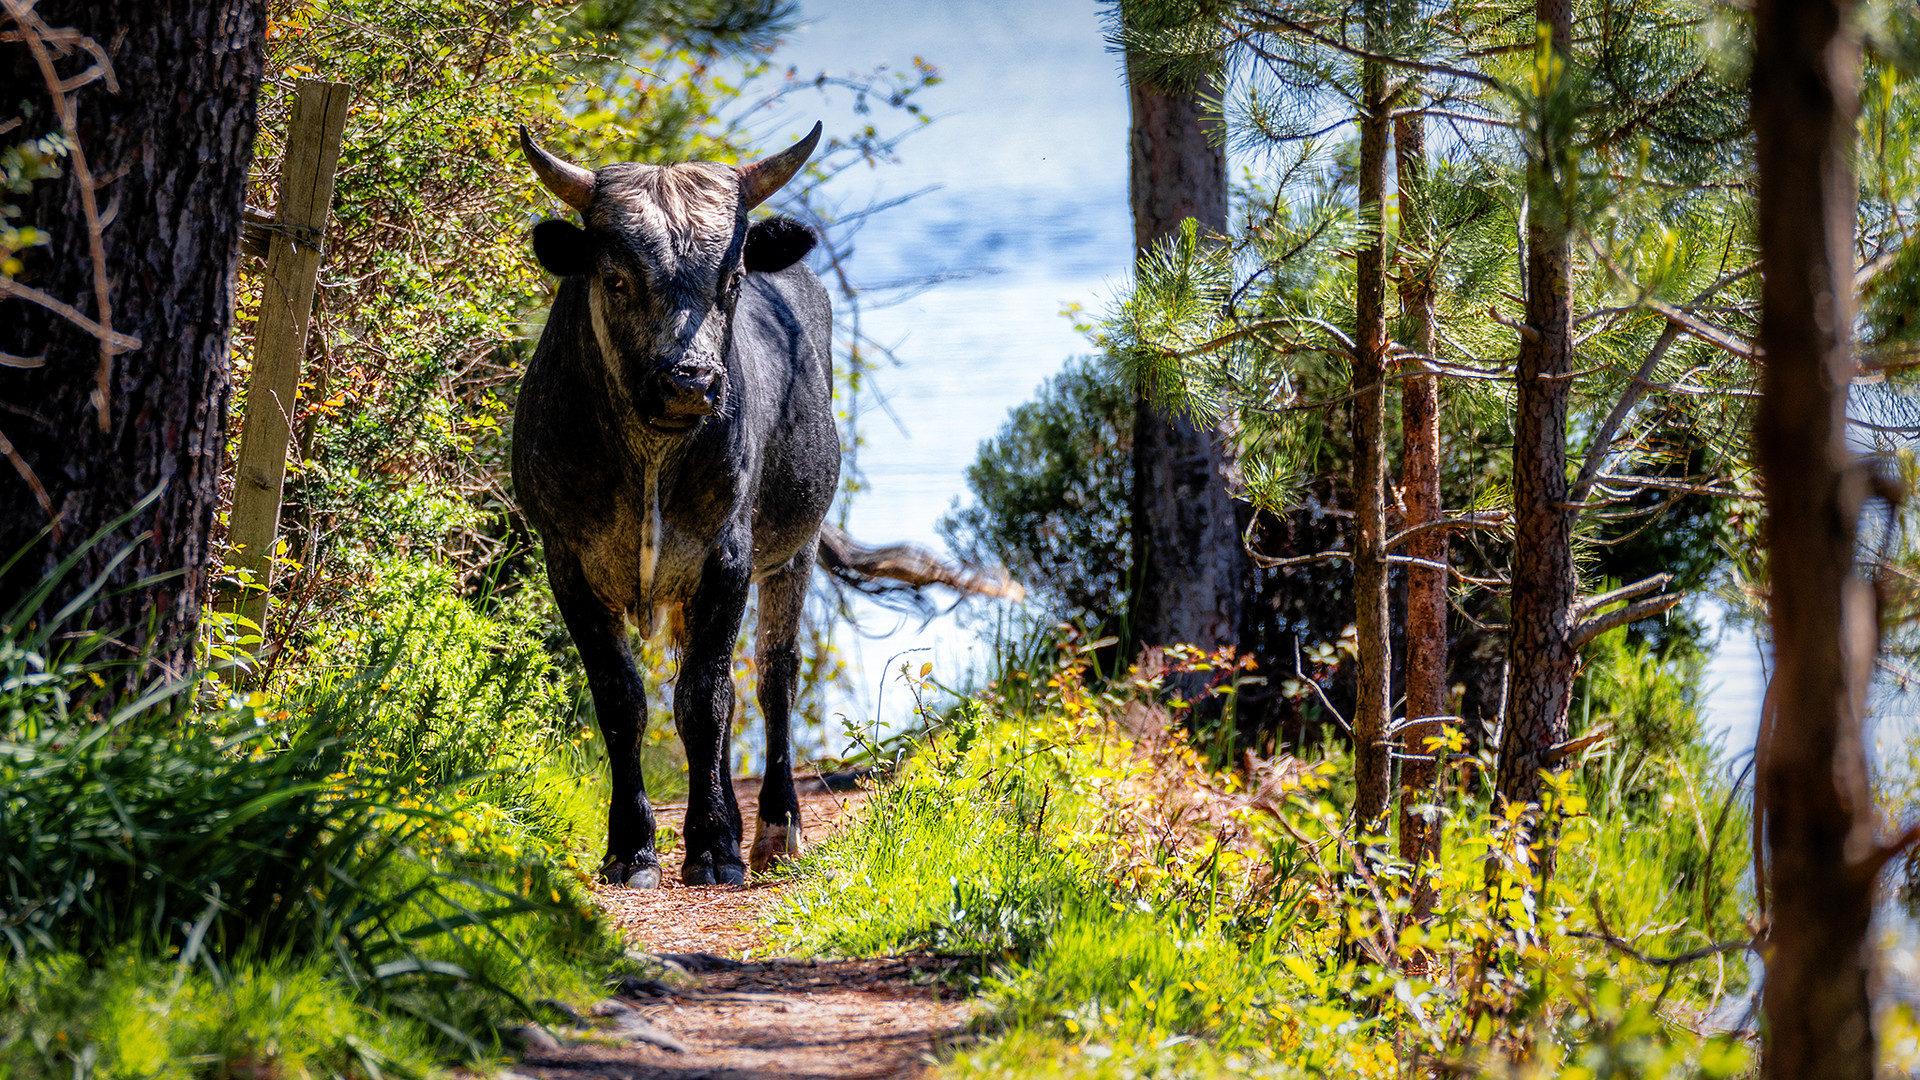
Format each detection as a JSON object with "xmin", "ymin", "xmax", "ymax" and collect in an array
[{"xmin": 511, "ymin": 123, "xmax": 1007, "ymax": 887}]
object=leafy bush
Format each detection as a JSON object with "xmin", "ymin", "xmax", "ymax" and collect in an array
[
  {"xmin": 284, "ymin": 560, "xmax": 571, "ymax": 783},
  {"xmin": 940, "ymin": 357, "xmax": 1135, "ymax": 631},
  {"xmin": 1, "ymin": 955, "xmax": 429, "ymax": 1080}
]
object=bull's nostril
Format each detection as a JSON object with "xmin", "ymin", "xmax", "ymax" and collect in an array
[{"xmin": 659, "ymin": 368, "xmax": 720, "ymax": 419}]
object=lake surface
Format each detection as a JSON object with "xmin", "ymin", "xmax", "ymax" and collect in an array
[{"xmin": 752, "ymin": 0, "xmax": 1131, "ymax": 744}]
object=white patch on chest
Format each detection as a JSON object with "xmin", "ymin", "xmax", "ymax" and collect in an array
[{"xmin": 640, "ymin": 461, "xmax": 662, "ymax": 601}]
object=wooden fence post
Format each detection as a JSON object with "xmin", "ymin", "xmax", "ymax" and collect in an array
[{"xmin": 222, "ymin": 79, "xmax": 351, "ymax": 665}]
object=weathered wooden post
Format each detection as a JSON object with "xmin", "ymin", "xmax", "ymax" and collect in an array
[{"xmin": 222, "ymin": 79, "xmax": 351, "ymax": 665}]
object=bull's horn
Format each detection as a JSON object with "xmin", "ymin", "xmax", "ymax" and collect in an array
[
  {"xmin": 738, "ymin": 122, "xmax": 823, "ymax": 211},
  {"xmin": 520, "ymin": 125, "xmax": 595, "ymax": 212}
]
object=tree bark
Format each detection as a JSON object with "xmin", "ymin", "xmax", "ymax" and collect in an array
[
  {"xmin": 1350, "ymin": 39, "xmax": 1393, "ymax": 826},
  {"xmin": 1395, "ymin": 102, "xmax": 1446, "ymax": 891},
  {"xmin": 1495, "ymin": 0, "xmax": 1577, "ymax": 817},
  {"xmin": 0, "ymin": 1, "xmax": 265, "ymax": 679},
  {"xmin": 1752, "ymin": 0, "xmax": 1878, "ymax": 1073},
  {"xmin": 1125, "ymin": 55, "xmax": 1245, "ymax": 682}
]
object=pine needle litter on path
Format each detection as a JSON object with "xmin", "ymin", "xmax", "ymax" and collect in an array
[{"xmin": 508, "ymin": 778, "xmax": 980, "ymax": 1080}]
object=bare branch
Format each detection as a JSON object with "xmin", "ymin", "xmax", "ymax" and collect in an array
[
  {"xmin": 1641, "ymin": 296, "xmax": 1757, "ymax": 359},
  {"xmin": 1385, "ymin": 510, "xmax": 1508, "ymax": 551},
  {"xmin": 0, "ymin": 423, "xmax": 56, "ymax": 536},
  {"xmin": 1573, "ymin": 592, "xmax": 1685, "ymax": 648},
  {"xmin": 1576, "ymin": 573, "xmax": 1673, "ymax": 616},
  {"xmin": 0, "ymin": 277, "xmax": 141, "ymax": 352},
  {"xmin": 1241, "ymin": 11, "xmax": 1503, "ymax": 88},
  {"xmin": 2, "ymin": 0, "xmax": 125, "ymax": 431},
  {"xmin": 1579, "ymin": 896, "xmax": 1756, "ymax": 967},
  {"xmin": 1488, "ymin": 304, "xmax": 1540, "ymax": 343}
]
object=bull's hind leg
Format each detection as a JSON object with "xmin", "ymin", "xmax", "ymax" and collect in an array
[
  {"xmin": 677, "ymin": 540, "xmax": 753, "ymax": 886},
  {"xmin": 750, "ymin": 549, "xmax": 812, "ymax": 874},
  {"xmin": 549, "ymin": 553, "xmax": 661, "ymax": 889}
]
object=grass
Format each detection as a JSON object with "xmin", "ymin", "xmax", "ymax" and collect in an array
[
  {"xmin": 2, "ymin": 955, "xmax": 433, "ymax": 1080},
  {"xmin": 766, "ymin": 636, "xmax": 1766, "ymax": 1078},
  {"xmin": 1, "ymin": 547, "xmax": 646, "ymax": 1078}
]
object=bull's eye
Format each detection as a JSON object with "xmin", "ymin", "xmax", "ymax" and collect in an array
[
  {"xmin": 602, "ymin": 274, "xmax": 627, "ymax": 295},
  {"xmin": 725, "ymin": 270, "xmax": 744, "ymax": 297}
]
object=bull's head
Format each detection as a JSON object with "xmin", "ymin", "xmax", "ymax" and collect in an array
[{"xmin": 521, "ymin": 123, "xmax": 823, "ymax": 435}]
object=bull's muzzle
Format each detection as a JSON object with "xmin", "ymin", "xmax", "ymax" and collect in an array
[{"xmin": 654, "ymin": 367, "xmax": 721, "ymax": 426}]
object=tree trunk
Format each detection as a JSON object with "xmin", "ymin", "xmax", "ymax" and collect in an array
[
  {"xmin": 0, "ymin": 2, "xmax": 266, "ymax": 679},
  {"xmin": 1495, "ymin": 0, "xmax": 1577, "ymax": 816},
  {"xmin": 1395, "ymin": 103, "xmax": 1446, "ymax": 892},
  {"xmin": 1350, "ymin": 40, "xmax": 1392, "ymax": 826},
  {"xmin": 1752, "ymin": 0, "xmax": 1878, "ymax": 1072},
  {"xmin": 1125, "ymin": 56, "xmax": 1245, "ymax": 681}
]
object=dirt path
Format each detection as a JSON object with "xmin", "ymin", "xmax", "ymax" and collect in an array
[{"xmin": 510, "ymin": 778, "xmax": 977, "ymax": 1080}]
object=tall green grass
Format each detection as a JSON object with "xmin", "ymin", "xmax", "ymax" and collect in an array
[{"xmin": 1, "ymin": 541, "xmax": 635, "ymax": 1076}]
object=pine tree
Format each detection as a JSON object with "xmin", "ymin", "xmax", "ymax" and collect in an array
[
  {"xmin": 1751, "ymin": 0, "xmax": 1879, "ymax": 1070},
  {"xmin": 1120, "ymin": 4, "xmax": 1247, "ymax": 696}
]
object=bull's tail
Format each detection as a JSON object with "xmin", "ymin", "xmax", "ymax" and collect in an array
[{"xmin": 816, "ymin": 523, "xmax": 1023, "ymax": 614}]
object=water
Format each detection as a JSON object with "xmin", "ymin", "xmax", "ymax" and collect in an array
[{"xmin": 756, "ymin": 0, "xmax": 1131, "ymax": 739}]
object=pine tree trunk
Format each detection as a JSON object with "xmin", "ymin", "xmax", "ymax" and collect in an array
[
  {"xmin": 1395, "ymin": 104, "xmax": 1446, "ymax": 891},
  {"xmin": 1496, "ymin": 0, "xmax": 1577, "ymax": 815},
  {"xmin": 1125, "ymin": 57, "xmax": 1245, "ymax": 678},
  {"xmin": 0, "ymin": 2, "xmax": 266, "ymax": 679},
  {"xmin": 1350, "ymin": 44, "xmax": 1393, "ymax": 826},
  {"xmin": 1751, "ymin": 0, "xmax": 1878, "ymax": 1072}
]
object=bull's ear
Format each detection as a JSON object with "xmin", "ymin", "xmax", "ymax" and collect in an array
[
  {"xmin": 531, "ymin": 219, "xmax": 593, "ymax": 277},
  {"xmin": 743, "ymin": 216, "xmax": 817, "ymax": 274}
]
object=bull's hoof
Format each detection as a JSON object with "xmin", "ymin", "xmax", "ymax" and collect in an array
[
  {"xmin": 600, "ymin": 856, "xmax": 662, "ymax": 889},
  {"xmin": 749, "ymin": 820, "xmax": 804, "ymax": 875},
  {"xmin": 680, "ymin": 856, "xmax": 746, "ymax": 887}
]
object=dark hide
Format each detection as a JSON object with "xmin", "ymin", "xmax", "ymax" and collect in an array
[{"xmin": 512, "ymin": 130, "xmax": 1015, "ymax": 888}]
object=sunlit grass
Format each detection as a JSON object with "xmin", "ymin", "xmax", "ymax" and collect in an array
[{"xmin": 767, "ymin": 639, "xmax": 1761, "ymax": 1078}]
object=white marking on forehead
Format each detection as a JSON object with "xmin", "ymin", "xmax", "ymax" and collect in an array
[{"xmin": 594, "ymin": 161, "xmax": 740, "ymax": 267}]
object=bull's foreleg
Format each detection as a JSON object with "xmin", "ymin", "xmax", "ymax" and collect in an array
[
  {"xmin": 550, "ymin": 553, "xmax": 661, "ymax": 888},
  {"xmin": 676, "ymin": 542, "xmax": 752, "ymax": 886},
  {"xmin": 750, "ymin": 549, "xmax": 811, "ymax": 874}
]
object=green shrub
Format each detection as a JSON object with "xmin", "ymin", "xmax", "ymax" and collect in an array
[
  {"xmin": 939, "ymin": 357, "xmax": 1135, "ymax": 630},
  {"xmin": 769, "ymin": 643, "xmax": 1758, "ymax": 1078}
]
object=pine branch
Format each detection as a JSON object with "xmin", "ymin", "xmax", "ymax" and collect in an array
[{"xmin": 1572, "ymin": 592, "xmax": 1684, "ymax": 648}]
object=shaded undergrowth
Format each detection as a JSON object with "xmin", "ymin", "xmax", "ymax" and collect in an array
[{"xmin": 1, "ymin": 548, "xmax": 638, "ymax": 1079}]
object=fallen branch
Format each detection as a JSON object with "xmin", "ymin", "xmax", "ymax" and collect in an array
[{"xmin": 1578, "ymin": 896, "xmax": 1755, "ymax": 967}]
